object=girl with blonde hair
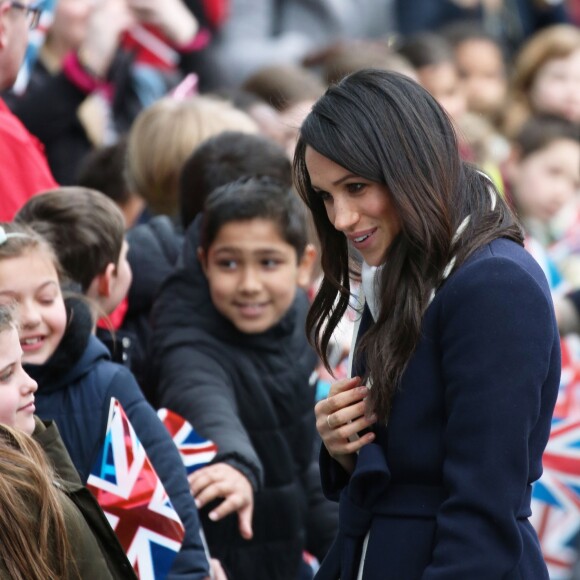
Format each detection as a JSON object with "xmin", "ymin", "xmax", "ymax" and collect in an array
[{"xmin": 126, "ymin": 95, "xmax": 258, "ymax": 217}]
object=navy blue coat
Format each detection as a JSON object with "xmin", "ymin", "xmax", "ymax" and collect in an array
[
  {"xmin": 28, "ymin": 332, "xmax": 211, "ymax": 579},
  {"xmin": 317, "ymin": 238, "xmax": 560, "ymax": 580}
]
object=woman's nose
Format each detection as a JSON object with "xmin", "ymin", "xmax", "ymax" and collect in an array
[{"xmin": 332, "ymin": 199, "xmax": 359, "ymax": 232}]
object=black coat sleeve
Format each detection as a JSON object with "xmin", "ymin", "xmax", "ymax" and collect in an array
[{"xmin": 155, "ymin": 341, "xmax": 264, "ymax": 491}]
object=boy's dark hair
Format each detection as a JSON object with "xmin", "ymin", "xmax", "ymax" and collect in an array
[
  {"xmin": 76, "ymin": 138, "xmax": 130, "ymax": 206},
  {"xmin": 15, "ymin": 187, "xmax": 125, "ymax": 292},
  {"xmin": 514, "ymin": 114, "xmax": 580, "ymax": 158},
  {"xmin": 200, "ymin": 176, "xmax": 308, "ymax": 259},
  {"xmin": 179, "ymin": 131, "xmax": 292, "ymax": 229},
  {"xmin": 396, "ymin": 31, "xmax": 455, "ymax": 68}
]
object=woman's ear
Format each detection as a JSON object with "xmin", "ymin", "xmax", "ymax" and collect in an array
[{"xmin": 296, "ymin": 243, "xmax": 317, "ymax": 290}]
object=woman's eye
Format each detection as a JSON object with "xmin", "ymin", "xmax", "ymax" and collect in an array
[
  {"xmin": 217, "ymin": 260, "xmax": 237, "ymax": 269},
  {"xmin": 39, "ymin": 298, "xmax": 55, "ymax": 305},
  {"xmin": 0, "ymin": 368, "xmax": 13, "ymax": 382}
]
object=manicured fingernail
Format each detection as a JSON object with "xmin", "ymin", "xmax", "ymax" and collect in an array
[
  {"xmin": 195, "ymin": 499, "xmax": 201, "ymax": 508},
  {"xmin": 209, "ymin": 511, "xmax": 218, "ymax": 521}
]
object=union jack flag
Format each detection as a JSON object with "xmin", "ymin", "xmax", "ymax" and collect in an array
[
  {"xmin": 157, "ymin": 408, "xmax": 218, "ymax": 475},
  {"xmin": 87, "ymin": 398, "xmax": 185, "ymax": 580},
  {"xmin": 531, "ymin": 337, "xmax": 580, "ymax": 580}
]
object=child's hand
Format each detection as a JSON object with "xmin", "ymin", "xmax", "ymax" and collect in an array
[
  {"xmin": 126, "ymin": 0, "xmax": 199, "ymax": 46},
  {"xmin": 79, "ymin": 0, "xmax": 135, "ymax": 78},
  {"xmin": 315, "ymin": 376, "xmax": 376, "ymax": 474},
  {"xmin": 189, "ymin": 463, "xmax": 254, "ymax": 540},
  {"xmin": 204, "ymin": 558, "xmax": 227, "ymax": 580}
]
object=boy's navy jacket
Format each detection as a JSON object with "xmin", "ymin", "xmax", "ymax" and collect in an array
[
  {"xmin": 25, "ymin": 298, "xmax": 210, "ymax": 580},
  {"xmin": 123, "ymin": 215, "xmax": 183, "ymax": 388},
  {"xmin": 148, "ymin": 217, "xmax": 338, "ymax": 580},
  {"xmin": 316, "ymin": 238, "xmax": 560, "ymax": 580}
]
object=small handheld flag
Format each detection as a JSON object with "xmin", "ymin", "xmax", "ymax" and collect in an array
[
  {"xmin": 87, "ymin": 398, "xmax": 185, "ymax": 580},
  {"xmin": 157, "ymin": 408, "xmax": 218, "ymax": 475}
]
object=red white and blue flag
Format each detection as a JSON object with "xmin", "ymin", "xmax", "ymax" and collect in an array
[
  {"xmin": 157, "ymin": 408, "xmax": 218, "ymax": 475},
  {"xmin": 532, "ymin": 415, "xmax": 580, "ymax": 579},
  {"xmin": 531, "ymin": 338, "xmax": 580, "ymax": 580},
  {"xmin": 87, "ymin": 399, "xmax": 185, "ymax": 580}
]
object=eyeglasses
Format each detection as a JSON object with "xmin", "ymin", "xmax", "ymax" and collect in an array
[{"xmin": 8, "ymin": 2, "xmax": 42, "ymax": 30}]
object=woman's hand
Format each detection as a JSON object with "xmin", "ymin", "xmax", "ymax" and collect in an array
[
  {"xmin": 315, "ymin": 376, "xmax": 376, "ymax": 474},
  {"xmin": 188, "ymin": 463, "xmax": 254, "ymax": 540}
]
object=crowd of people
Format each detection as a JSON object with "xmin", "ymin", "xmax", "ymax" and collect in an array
[{"xmin": 0, "ymin": 0, "xmax": 578, "ymax": 578}]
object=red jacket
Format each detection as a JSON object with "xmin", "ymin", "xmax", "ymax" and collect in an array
[{"xmin": 0, "ymin": 98, "xmax": 57, "ymax": 221}]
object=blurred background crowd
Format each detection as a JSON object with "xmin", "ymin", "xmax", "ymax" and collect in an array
[{"xmin": 0, "ymin": 0, "xmax": 579, "ymax": 579}]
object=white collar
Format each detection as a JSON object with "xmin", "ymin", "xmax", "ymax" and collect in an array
[{"xmin": 361, "ymin": 261, "xmax": 383, "ymax": 322}]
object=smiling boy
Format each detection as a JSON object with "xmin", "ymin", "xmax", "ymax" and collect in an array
[{"xmin": 149, "ymin": 177, "xmax": 338, "ymax": 580}]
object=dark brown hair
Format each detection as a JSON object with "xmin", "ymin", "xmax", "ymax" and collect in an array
[
  {"xmin": 179, "ymin": 131, "xmax": 292, "ymax": 229},
  {"xmin": 16, "ymin": 187, "xmax": 125, "ymax": 291},
  {"xmin": 200, "ymin": 176, "xmax": 309, "ymax": 259},
  {"xmin": 514, "ymin": 114, "xmax": 580, "ymax": 158},
  {"xmin": 293, "ymin": 69, "xmax": 523, "ymax": 421}
]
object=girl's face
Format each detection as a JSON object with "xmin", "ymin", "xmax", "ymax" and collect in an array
[
  {"xmin": 305, "ymin": 146, "xmax": 401, "ymax": 267},
  {"xmin": 417, "ymin": 62, "xmax": 466, "ymax": 124},
  {"xmin": 510, "ymin": 138, "xmax": 580, "ymax": 223},
  {"xmin": 455, "ymin": 39, "xmax": 506, "ymax": 118},
  {"xmin": 0, "ymin": 326, "xmax": 38, "ymax": 436},
  {"xmin": 530, "ymin": 48, "xmax": 580, "ymax": 123},
  {"xmin": 0, "ymin": 249, "xmax": 67, "ymax": 365},
  {"xmin": 199, "ymin": 219, "xmax": 313, "ymax": 334}
]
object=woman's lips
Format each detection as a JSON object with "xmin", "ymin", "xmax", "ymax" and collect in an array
[{"xmin": 350, "ymin": 228, "xmax": 377, "ymax": 249}]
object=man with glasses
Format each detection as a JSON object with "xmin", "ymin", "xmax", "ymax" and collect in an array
[
  {"xmin": 0, "ymin": 0, "xmax": 57, "ymax": 220},
  {"xmin": 6, "ymin": 1, "xmax": 41, "ymax": 29}
]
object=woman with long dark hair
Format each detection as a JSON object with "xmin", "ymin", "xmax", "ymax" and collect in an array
[{"xmin": 294, "ymin": 69, "xmax": 560, "ymax": 579}]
